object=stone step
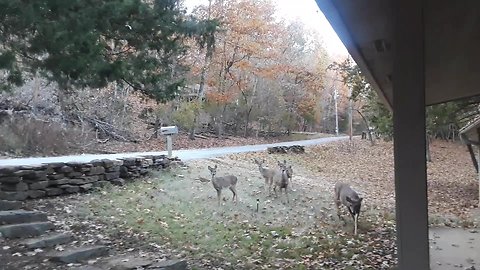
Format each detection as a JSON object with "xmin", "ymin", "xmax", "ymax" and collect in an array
[
  {"xmin": 20, "ymin": 232, "xmax": 73, "ymax": 248},
  {"xmin": 148, "ymin": 259, "xmax": 188, "ymax": 270},
  {"xmin": 47, "ymin": 245, "xmax": 108, "ymax": 263},
  {"xmin": 0, "ymin": 222, "xmax": 54, "ymax": 238},
  {"xmin": 0, "ymin": 210, "xmax": 48, "ymax": 225},
  {"xmin": 0, "ymin": 200, "xmax": 23, "ymax": 211}
]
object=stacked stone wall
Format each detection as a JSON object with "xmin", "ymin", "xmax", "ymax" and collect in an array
[{"xmin": 0, "ymin": 155, "xmax": 178, "ymax": 200}]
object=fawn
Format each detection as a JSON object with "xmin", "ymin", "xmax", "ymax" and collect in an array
[
  {"xmin": 253, "ymin": 158, "xmax": 276, "ymax": 193},
  {"xmin": 208, "ymin": 165, "xmax": 238, "ymax": 205},
  {"xmin": 273, "ymin": 162, "xmax": 290, "ymax": 203},
  {"xmin": 334, "ymin": 182, "xmax": 363, "ymax": 235},
  {"xmin": 277, "ymin": 160, "xmax": 293, "ymax": 188}
]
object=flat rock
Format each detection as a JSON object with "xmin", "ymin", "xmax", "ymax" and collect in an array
[
  {"xmin": 0, "ymin": 176, "xmax": 22, "ymax": 184},
  {"xmin": 59, "ymin": 166, "xmax": 74, "ymax": 173},
  {"xmin": 71, "ymin": 266, "xmax": 104, "ymax": 270},
  {"xmin": 60, "ymin": 185, "xmax": 80, "ymax": 193},
  {"xmin": 23, "ymin": 171, "xmax": 47, "ymax": 181},
  {"xmin": 0, "ymin": 166, "xmax": 19, "ymax": 175},
  {"xmin": 105, "ymin": 172, "xmax": 120, "ymax": 181},
  {"xmin": 87, "ymin": 166, "xmax": 105, "ymax": 176},
  {"xmin": 67, "ymin": 172, "xmax": 84, "ymax": 178},
  {"xmin": 1, "ymin": 182, "xmax": 29, "ymax": 191},
  {"xmin": 48, "ymin": 245, "xmax": 108, "ymax": 263},
  {"xmin": 19, "ymin": 164, "xmax": 46, "ymax": 170},
  {"xmin": 45, "ymin": 188, "xmax": 63, "ymax": 196},
  {"xmin": 0, "ymin": 221, "xmax": 54, "ymax": 238},
  {"xmin": 107, "ymin": 256, "xmax": 153, "ymax": 270},
  {"xmin": 0, "ymin": 200, "xmax": 22, "ymax": 211},
  {"xmin": 0, "ymin": 191, "xmax": 28, "ymax": 201},
  {"xmin": 29, "ymin": 181, "xmax": 50, "ymax": 190},
  {"xmin": 0, "ymin": 210, "xmax": 48, "ymax": 225},
  {"xmin": 20, "ymin": 232, "xmax": 73, "ymax": 248},
  {"xmin": 27, "ymin": 190, "xmax": 46, "ymax": 199},
  {"xmin": 47, "ymin": 174, "xmax": 65, "ymax": 180},
  {"xmin": 81, "ymin": 176, "xmax": 100, "ymax": 183},
  {"xmin": 148, "ymin": 259, "xmax": 188, "ymax": 270},
  {"xmin": 93, "ymin": 181, "xmax": 110, "ymax": 188},
  {"xmin": 80, "ymin": 184, "xmax": 94, "ymax": 192},
  {"xmin": 110, "ymin": 179, "xmax": 125, "ymax": 186}
]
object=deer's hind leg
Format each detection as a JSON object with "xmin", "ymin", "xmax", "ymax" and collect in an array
[
  {"xmin": 216, "ymin": 188, "xmax": 222, "ymax": 206},
  {"xmin": 284, "ymin": 187, "xmax": 289, "ymax": 203},
  {"xmin": 229, "ymin": 186, "xmax": 237, "ymax": 203},
  {"xmin": 334, "ymin": 190, "xmax": 342, "ymax": 220}
]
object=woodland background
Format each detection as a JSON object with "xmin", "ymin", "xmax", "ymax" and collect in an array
[{"xmin": 1, "ymin": 0, "xmax": 479, "ymax": 157}]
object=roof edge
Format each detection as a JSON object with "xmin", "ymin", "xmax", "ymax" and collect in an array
[{"xmin": 315, "ymin": 0, "xmax": 392, "ymax": 110}]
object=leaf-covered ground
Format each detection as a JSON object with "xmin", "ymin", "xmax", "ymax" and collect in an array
[{"xmin": 14, "ymin": 138, "xmax": 479, "ymax": 269}]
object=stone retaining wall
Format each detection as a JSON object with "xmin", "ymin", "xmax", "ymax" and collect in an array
[{"xmin": 0, "ymin": 155, "xmax": 178, "ymax": 201}]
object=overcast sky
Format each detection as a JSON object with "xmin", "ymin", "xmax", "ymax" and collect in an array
[{"xmin": 183, "ymin": 0, "xmax": 348, "ymax": 57}]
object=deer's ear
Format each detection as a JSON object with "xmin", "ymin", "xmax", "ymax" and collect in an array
[
  {"xmin": 207, "ymin": 166, "xmax": 212, "ymax": 170},
  {"xmin": 214, "ymin": 164, "xmax": 218, "ymax": 169}
]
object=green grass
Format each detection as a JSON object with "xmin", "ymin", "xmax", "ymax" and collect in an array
[{"xmin": 81, "ymin": 167, "xmax": 397, "ymax": 269}]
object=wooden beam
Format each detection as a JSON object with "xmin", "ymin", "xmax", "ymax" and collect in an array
[
  {"xmin": 467, "ymin": 143, "xmax": 479, "ymax": 173},
  {"xmin": 393, "ymin": 0, "xmax": 430, "ymax": 269}
]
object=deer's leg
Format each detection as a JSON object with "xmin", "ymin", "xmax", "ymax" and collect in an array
[
  {"xmin": 284, "ymin": 187, "xmax": 289, "ymax": 203},
  {"xmin": 347, "ymin": 206, "xmax": 358, "ymax": 235},
  {"xmin": 216, "ymin": 189, "xmax": 222, "ymax": 206},
  {"xmin": 347, "ymin": 206, "xmax": 355, "ymax": 222},
  {"xmin": 229, "ymin": 186, "xmax": 237, "ymax": 203},
  {"xmin": 269, "ymin": 177, "xmax": 274, "ymax": 194},
  {"xmin": 334, "ymin": 193, "xmax": 342, "ymax": 218}
]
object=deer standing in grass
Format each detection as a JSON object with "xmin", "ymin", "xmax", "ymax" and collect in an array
[
  {"xmin": 274, "ymin": 161, "xmax": 290, "ymax": 203},
  {"xmin": 253, "ymin": 159, "xmax": 276, "ymax": 193},
  {"xmin": 334, "ymin": 183, "xmax": 363, "ymax": 235},
  {"xmin": 208, "ymin": 165, "xmax": 238, "ymax": 205},
  {"xmin": 278, "ymin": 160, "xmax": 293, "ymax": 188}
]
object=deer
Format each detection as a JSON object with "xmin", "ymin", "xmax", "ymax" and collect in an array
[
  {"xmin": 334, "ymin": 182, "xmax": 363, "ymax": 235},
  {"xmin": 277, "ymin": 160, "xmax": 293, "ymax": 188},
  {"xmin": 273, "ymin": 162, "xmax": 290, "ymax": 203},
  {"xmin": 253, "ymin": 158, "xmax": 276, "ymax": 193},
  {"xmin": 208, "ymin": 165, "xmax": 238, "ymax": 205}
]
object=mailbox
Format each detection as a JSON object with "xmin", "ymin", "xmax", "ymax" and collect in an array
[{"xmin": 160, "ymin": 126, "xmax": 178, "ymax": 136}]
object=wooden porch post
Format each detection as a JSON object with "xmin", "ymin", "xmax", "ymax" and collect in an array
[{"xmin": 393, "ymin": 0, "xmax": 430, "ymax": 269}]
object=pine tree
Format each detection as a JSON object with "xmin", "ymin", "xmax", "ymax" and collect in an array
[{"xmin": 0, "ymin": 0, "xmax": 218, "ymax": 101}]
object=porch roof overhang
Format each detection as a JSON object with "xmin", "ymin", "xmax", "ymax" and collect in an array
[{"xmin": 315, "ymin": 0, "xmax": 480, "ymax": 108}]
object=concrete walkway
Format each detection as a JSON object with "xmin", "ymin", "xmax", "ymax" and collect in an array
[
  {"xmin": 0, "ymin": 136, "xmax": 349, "ymax": 166},
  {"xmin": 430, "ymin": 227, "xmax": 479, "ymax": 269}
]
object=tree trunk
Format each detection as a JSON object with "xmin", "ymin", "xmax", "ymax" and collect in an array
[
  {"xmin": 244, "ymin": 106, "xmax": 252, "ymax": 137},
  {"xmin": 189, "ymin": 119, "xmax": 196, "ymax": 140},
  {"xmin": 355, "ymin": 109, "xmax": 374, "ymax": 145},
  {"xmin": 426, "ymin": 134, "xmax": 432, "ymax": 162},
  {"xmin": 152, "ymin": 117, "xmax": 160, "ymax": 139}
]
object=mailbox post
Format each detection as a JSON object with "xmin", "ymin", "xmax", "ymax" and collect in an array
[{"xmin": 160, "ymin": 126, "xmax": 178, "ymax": 157}]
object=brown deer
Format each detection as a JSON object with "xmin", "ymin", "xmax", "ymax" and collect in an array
[
  {"xmin": 334, "ymin": 182, "xmax": 363, "ymax": 235},
  {"xmin": 273, "ymin": 162, "xmax": 290, "ymax": 203},
  {"xmin": 278, "ymin": 160, "xmax": 293, "ymax": 188},
  {"xmin": 208, "ymin": 165, "xmax": 238, "ymax": 205},
  {"xmin": 253, "ymin": 158, "xmax": 276, "ymax": 193}
]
